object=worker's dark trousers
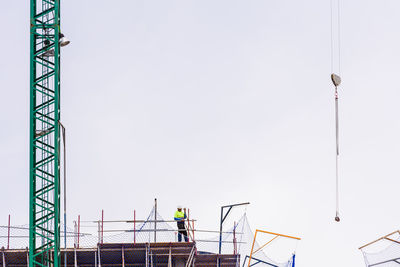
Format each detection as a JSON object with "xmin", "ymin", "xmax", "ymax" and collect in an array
[{"xmin": 177, "ymin": 222, "xmax": 188, "ymax": 242}]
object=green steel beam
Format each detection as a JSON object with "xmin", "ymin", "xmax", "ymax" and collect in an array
[{"xmin": 30, "ymin": 0, "xmax": 61, "ymax": 266}]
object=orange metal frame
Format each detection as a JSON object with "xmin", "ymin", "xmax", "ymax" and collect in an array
[
  {"xmin": 247, "ymin": 229, "xmax": 301, "ymax": 267},
  {"xmin": 359, "ymin": 230, "xmax": 400, "ymax": 250}
]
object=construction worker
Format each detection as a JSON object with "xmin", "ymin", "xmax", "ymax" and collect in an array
[{"xmin": 174, "ymin": 206, "xmax": 188, "ymax": 242}]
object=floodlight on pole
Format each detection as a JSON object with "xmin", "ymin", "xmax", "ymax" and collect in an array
[
  {"xmin": 59, "ymin": 33, "xmax": 70, "ymax": 47},
  {"xmin": 43, "ymin": 49, "xmax": 55, "ymax": 57},
  {"xmin": 43, "ymin": 39, "xmax": 54, "ymax": 57}
]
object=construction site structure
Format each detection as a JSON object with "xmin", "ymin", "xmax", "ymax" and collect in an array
[
  {"xmin": 0, "ymin": 206, "xmax": 300, "ymax": 267},
  {"xmin": 1, "ymin": 208, "xmax": 240, "ymax": 267},
  {"xmin": 0, "ymin": 242, "xmax": 238, "ymax": 267},
  {"xmin": 26, "ymin": 0, "xmax": 301, "ymax": 265}
]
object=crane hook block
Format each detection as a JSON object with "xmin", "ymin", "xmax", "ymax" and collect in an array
[{"xmin": 331, "ymin": 73, "xmax": 341, "ymax": 87}]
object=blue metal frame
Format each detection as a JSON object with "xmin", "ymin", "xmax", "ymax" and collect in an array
[
  {"xmin": 218, "ymin": 202, "xmax": 249, "ymax": 254},
  {"xmin": 242, "ymin": 254, "xmax": 296, "ymax": 267},
  {"xmin": 242, "ymin": 255, "xmax": 278, "ymax": 267}
]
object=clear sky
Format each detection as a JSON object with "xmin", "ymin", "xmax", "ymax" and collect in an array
[{"xmin": 1, "ymin": 1, "xmax": 400, "ymax": 266}]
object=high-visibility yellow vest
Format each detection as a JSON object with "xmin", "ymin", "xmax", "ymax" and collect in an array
[{"xmin": 174, "ymin": 210, "xmax": 185, "ymax": 219}]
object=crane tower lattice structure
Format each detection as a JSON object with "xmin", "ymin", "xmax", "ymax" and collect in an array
[{"xmin": 29, "ymin": 0, "xmax": 61, "ymax": 266}]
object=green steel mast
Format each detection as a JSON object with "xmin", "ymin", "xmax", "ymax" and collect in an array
[{"xmin": 30, "ymin": 0, "xmax": 62, "ymax": 266}]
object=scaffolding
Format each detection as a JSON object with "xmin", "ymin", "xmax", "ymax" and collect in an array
[
  {"xmin": 2, "ymin": 205, "xmax": 301, "ymax": 267},
  {"xmin": 0, "ymin": 242, "xmax": 239, "ymax": 267}
]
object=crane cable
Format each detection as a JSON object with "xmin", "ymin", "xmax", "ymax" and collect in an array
[
  {"xmin": 334, "ymin": 84, "xmax": 340, "ymax": 222},
  {"xmin": 331, "ymin": 0, "xmax": 342, "ymax": 222},
  {"xmin": 331, "ymin": 0, "xmax": 341, "ymax": 74}
]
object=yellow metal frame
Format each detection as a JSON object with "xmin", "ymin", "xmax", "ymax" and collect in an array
[{"xmin": 247, "ymin": 229, "xmax": 301, "ymax": 267}]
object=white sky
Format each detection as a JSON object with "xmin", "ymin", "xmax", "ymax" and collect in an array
[{"xmin": 1, "ymin": 1, "xmax": 400, "ymax": 266}]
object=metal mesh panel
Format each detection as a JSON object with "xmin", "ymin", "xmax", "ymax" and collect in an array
[{"xmin": 361, "ymin": 234, "xmax": 400, "ymax": 266}]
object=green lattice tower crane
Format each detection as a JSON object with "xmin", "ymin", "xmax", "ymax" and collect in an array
[{"xmin": 29, "ymin": 0, "xmax": 64, "ymax": 266}]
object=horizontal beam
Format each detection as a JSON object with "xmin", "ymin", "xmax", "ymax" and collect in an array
[
  {"xmin": 368, "ymin": 257, "xmax": 400, "ymax": 267},
  {"xmin": 255, "ymin": 229, "xmax": 301, "ymax": 240},
  {"xmin": 195, "ymin": 239, "xmax": 245, "ymax": 244},
  {"xmin": 101, "ymin": 229, "xmax": 242, "ymax": 234},
  {"xmin": 83, "ymin": 220, "xmax": 197, "ymax": 223},
  {"xmin": 221, "ymin": 202, "xmax": 250, "ymax": 209}
]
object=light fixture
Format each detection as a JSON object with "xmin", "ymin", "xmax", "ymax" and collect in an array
[
  {"xmin": 59, "ymin": 33, "xmax": 70, "ymax": 47},
  {"xmin": 42, "ymin": 39, "xmax": 54, "ymax": 57},
  {"xmin": 331, "ymin": 73, "xmax": 341, "ymax": 87},
  {"xmin": 43, "ymin": 49, "xmax": 55, "ymax": 57}
]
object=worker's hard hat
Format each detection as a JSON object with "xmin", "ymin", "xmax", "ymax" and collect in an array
[{"xmin": 177, "ymin": 205, "xmax": 182, "ymax": 209}]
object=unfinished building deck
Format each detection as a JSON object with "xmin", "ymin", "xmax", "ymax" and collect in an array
[{"xmin": 0, "ymin": 242, "xmax": 239, "ymax": 267}]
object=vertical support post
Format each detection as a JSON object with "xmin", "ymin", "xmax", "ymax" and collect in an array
[
  {"xmin": 74, "ymin": 245, "xmax": 77, "ymax": 267},
  {"xmin": 191, "ymin": 220, "xmax": 195, "ymax": 242},
  {"xmin": 26, "ymin": 248, "xmax": 29, "ymax": 267},
  {"xmin": 145, "ymin": 244, "xmax": 149, "ymax": 267},
  {"xmin": 101, "ymin": 210, "xmax": 104, "ymax": 244},
  {"xmin": 122, "ymin": 246, "xmax": 125, "ymax": 267},
  {"xmin": 63, "ymin": 245, "xmax": 67, "ymax": 267},
  {"xmin": 77, "ymin": 216, "xmax": 80, "ymax": 249},
  {"xmin": 59, "ymin": 122, "xmax": 67, "ymax": 267},
  {"xmin": 218, "ymin": 207, "xmax": 224, "ymax": 255},
  {"xmin": 247, "ymin": 230, "xmax": 258, "ymax": 267},
  {"xmin": 233, "ymin": 222, "xmax": 237, "ymax": 255},
  {"xmin": 97, "ymin": 245, "xmax": 101, "ymax": 267},
  {"xmin": 185, "ymin": 246, "xmax": 195, "ymax": 267},
  {"xmin": 55, "ymin": 36, "xmax": 61, "ymax": 265},
  {"xmin": 2, "ymin": 249, "xmax": 6, "ymax": 267},
  {"xmin": 97, "ymin": 221, "xmax": 100, "ymax": 244},
  {"xmin": 7, "ymin": 215, "xmax": 10, "ymax": 250},
  {"xmin": 73, "ymin": 221, "xmax": 77, "ymax": 248},
  {"xmin": 29, "ymin": 0, "xmax": 36, "ymax": 264},
  {"xmin": 187, "ymin": 209, "xmax": 191, "ymax": 242},
  {"xmin": 168, "ymin": 247, "xmax": 172, "ymax": 267},
  {"xmin": 134, "ymin": 210, "xmax": 136, "ymax": 244},
  {"xmin": 154, "ymin": 199, "xmax": 157, "ymax": 243},
  {"xmin": 94, "ymin": 250, "xmax": 97, "ymax": 267}
]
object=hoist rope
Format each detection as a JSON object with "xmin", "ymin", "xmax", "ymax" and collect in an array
[
  {"xmin": 335, "ymin": 88, "xmax": 339, "ymax": 219},
  {"xmin": 331, "ymin": 0, "xmax": 342, "ymax": 221},
  {"xmin": 330, "ymin": 0, "xmax": 334, "ymax": 73},
  {"xmin": 330, "ymin": 0, "xmax": 342, "ymax": 75},
  {"xmin": 337, "ymin": 0, "xmax": 342, "ymax": 75}
]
